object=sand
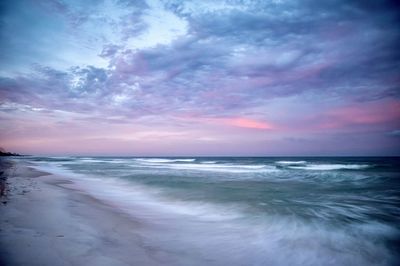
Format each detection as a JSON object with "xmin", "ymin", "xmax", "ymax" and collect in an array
[{"xmin": 0, "ymin": 159, "xmax": 182, "ymax": 266}]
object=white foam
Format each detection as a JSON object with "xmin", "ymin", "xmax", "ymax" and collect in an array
[
  {"xmin": 135, "ymin": 158, "xmax": 196, "ymax": 163},
  {"xmin": 276, "ymin": 161, "xmax": 307, "ymax": 165},
  {"xmin": 31, "ymin": 162, "xmax": 243, "ymax": 222},
  {"xmin": 132, "ymin": 158, "xmax": 278, "ymax": 173},
  {"xmin": 138, "ymin": 162, "xmax": 277, "ymax": 173},
  {"xmin": 289, "ymin": 164, "xmax": 370, "ymax": 171}
]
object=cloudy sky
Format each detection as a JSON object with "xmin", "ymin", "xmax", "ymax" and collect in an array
[{"xmin": 0, "ymin": 0, "xmax": 399, "ymax": 156}]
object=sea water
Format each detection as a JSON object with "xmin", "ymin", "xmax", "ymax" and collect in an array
[{"xmin": 22, "ymin": 156, "xmax": 400, "ymax": 265}]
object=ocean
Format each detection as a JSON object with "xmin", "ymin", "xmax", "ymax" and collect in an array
[{"xmin": 20, "ymin": 156, "xmax": 400, "ymax": 265}]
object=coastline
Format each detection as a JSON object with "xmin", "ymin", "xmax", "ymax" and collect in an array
[
  {"xmin": 0, "ymin": 159, "xmax": 178, "ymax": 266},
  {"xmin": 1, "ymin": 157, "xmax": 398, "ymax": 266}
]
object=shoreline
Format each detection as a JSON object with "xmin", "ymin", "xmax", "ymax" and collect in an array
[
  {"xmin": 1, "ymin": 158, "xmax": 399, "ymax": 266},
  {"xmin": 0, "ymin": 159, "xmax": 180, "ymax": 266}
]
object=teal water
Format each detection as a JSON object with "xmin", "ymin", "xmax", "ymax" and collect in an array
[{"xmin": 23, "ymin": 156, "xmax": 400, "ymax": 265}]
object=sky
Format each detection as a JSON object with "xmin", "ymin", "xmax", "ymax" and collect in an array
[{"xmin": 0, "ymin": 0, "xmax": 399, "ymax": 156}]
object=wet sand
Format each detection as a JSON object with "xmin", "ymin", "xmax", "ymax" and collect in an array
[{"xmin": 0, "ymin": 159, "xmax": 181, "ymax": 266}]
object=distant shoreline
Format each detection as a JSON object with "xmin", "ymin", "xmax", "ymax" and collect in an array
[{"xmin": 0, "ymin": 151, "xmax": 21, "ymax": 157}]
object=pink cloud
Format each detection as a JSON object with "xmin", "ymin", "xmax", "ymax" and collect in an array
[
  {"xmin": 319, "ymin": 100, "xmax": 400, "ymax": 129},
  {"xmin": 177, "ymin": 114, "xmax": 275, "ymax": 130},
  {"xmin": 217, "ymin": 117, "xmax": 274, "ymax": 130}
]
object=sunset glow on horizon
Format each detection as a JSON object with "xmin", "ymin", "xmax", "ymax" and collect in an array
[{"xmin": 1, "ymin": 0, "xmax": 399, "ymax": 156}]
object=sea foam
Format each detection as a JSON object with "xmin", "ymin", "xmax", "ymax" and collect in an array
[{"xmin": 288, "ymin": 163, "xmax": 370, "ymax": 171}]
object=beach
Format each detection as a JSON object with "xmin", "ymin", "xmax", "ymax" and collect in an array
[
  {"xmin": 0, "ymin": 160, "xmax": 185, "ymax": 266},
  {"xmin": 1, "ymin": 157, "xmax": 399, "ymax": 266},
  {"xmin": 1, "ymin": 0, "xmax": 399, "ymax": 264}
]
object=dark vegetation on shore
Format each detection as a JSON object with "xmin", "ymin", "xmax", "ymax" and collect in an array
[{"xmin": 0, "ymin": 148, "xmax": 21, "ymax": 157}]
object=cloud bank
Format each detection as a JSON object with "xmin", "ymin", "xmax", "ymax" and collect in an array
[{"xmin": 0, "ymin": 0, "xmax": 399, "ymax": 155}]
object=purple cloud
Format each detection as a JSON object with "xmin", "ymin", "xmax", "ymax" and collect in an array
[{"xmin": 0, "ymin": 0, "xmax": 399, "ymax": 155}]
